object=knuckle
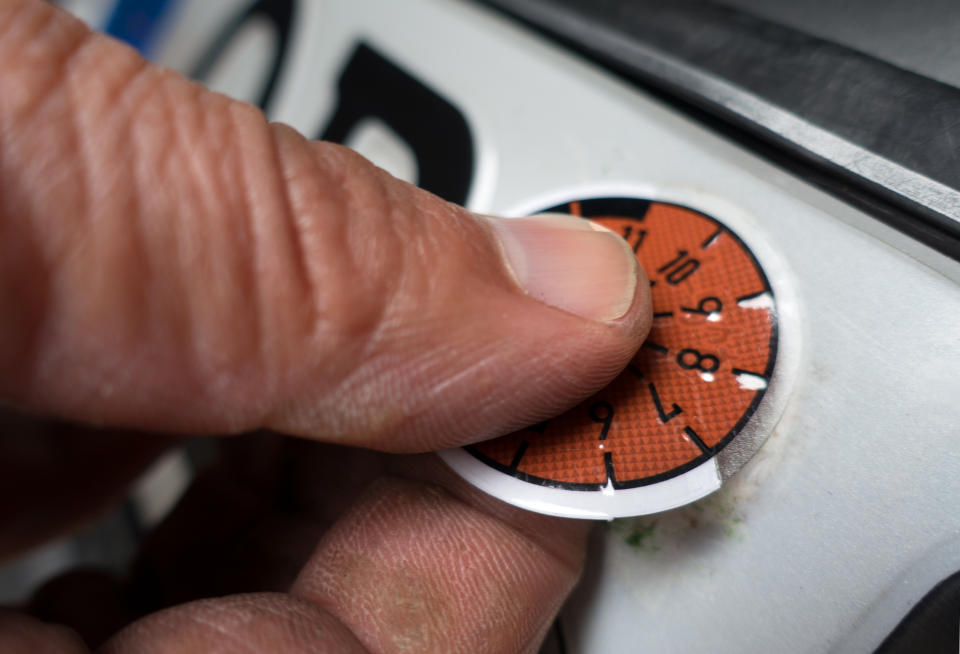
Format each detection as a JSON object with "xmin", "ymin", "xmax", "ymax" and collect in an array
[{"xmin": 273, "ymin": 140, "xmax": 408, "ymax": 361}]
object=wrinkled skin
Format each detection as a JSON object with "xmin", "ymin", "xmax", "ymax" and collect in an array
[{"xmin": 0, "ymin": 2, "xmax": 651, "ymax": 652}]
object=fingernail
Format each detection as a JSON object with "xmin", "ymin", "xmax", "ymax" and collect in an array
[{"xmin": 488, "ymin": 213, "xmax": 639, "ymax": 322}]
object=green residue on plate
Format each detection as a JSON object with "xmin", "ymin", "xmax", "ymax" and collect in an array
[
  {"xmin": 610, "ymin": 490, "xmax": 747, "ymax": 554},
  {"xmin": 623, "ymin": 521, "xmax": 660, "ymax": 552}
]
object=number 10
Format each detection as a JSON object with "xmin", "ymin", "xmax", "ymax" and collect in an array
[{"xmin": 656, "ymin": 250, "xmax": 700, "ymax": 285}]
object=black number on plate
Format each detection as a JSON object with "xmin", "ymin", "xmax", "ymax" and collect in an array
[
  {"xmin": 622, "ymin": 225, "xmax": 647, "ymax": 252},
  {"xmin": 588, "ymin": 401, "xmax": 615, "ymax": 441},
  {"xmin": 681, "ymin": 296, "xmax": 723, "ymax": 315},
  {"xmin": 656, "ymin": 249, "xmax": 700, "ymax": 285},
  {"xmin": 648, "ymin": 382, "xmax": 683, "ymax": 423},
  {"xmin": 677, "ymin": 348, "xmax": 720, "ymax": 373}
]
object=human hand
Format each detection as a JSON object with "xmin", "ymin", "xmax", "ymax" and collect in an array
[{"xmin": 0, "ymin": 1, "xmax": 651, "ymax": 652}]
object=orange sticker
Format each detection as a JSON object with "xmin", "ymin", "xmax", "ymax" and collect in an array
[{"xmin": 466, "ymin": 198, "xmax": 777, "ymax": 491}]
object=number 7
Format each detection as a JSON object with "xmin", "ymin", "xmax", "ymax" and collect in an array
[{"xmin": 648, "ymin": 382, "xmax": 682, "ymax": 423}]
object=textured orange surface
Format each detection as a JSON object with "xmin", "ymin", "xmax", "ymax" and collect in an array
[{"xmin": 470, "ymin": 200, "xmax": 776, "ymax": 488}]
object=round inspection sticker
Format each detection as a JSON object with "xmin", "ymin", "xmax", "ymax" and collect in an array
[{"xmin": 441, "ymin": 189, "xmax": 798, "ymax": 519}]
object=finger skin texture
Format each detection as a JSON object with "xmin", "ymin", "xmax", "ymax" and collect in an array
[
  {"xmin": 94, "ymin": 467, "xmax": 586, "ymax": 654},
  {"xmin": 290, "ymin": 474, "xmax": 588, "ymax": 654},
  {"xmin": 0, "ymin": 0, "xmax": 651, "ymax": 451},
  {"xmin": 10, "ymin": 441, "xmax": 584, "ymax": 654},
  {"xmin": 2, "ymin": 2, "xmax": 627, "ymax": 651},
  {"xmin": 100, "ymin": 594, "xmax": 367, "ymax": 654}
]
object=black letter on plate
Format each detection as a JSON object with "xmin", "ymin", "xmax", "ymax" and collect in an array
[{"xmin": 320, "ymin": 43, "xmax": 475, "ymax": 204}]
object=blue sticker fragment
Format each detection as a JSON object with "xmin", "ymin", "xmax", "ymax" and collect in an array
[{"xmin": 104, "ymin": 0, "xmax": 177, "ymax": 55}]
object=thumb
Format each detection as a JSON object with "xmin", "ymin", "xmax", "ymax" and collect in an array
[{"xmin": 0, "ymin": 0, "xmax": 651, "ymax": 451}]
